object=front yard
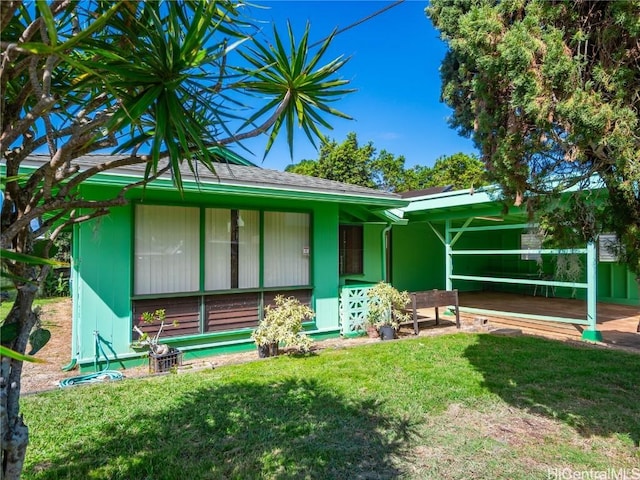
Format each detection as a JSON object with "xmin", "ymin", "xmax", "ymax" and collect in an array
[{"xmin": 21, "ymin": 332, "xmax": 640, "ymax": 479}]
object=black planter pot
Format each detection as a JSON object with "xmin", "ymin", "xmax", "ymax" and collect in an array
[{"xmin": 379, "ymin": 325, "xmax": 396, "ymax": 340}]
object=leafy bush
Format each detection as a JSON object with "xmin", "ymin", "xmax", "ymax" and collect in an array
[
  {"xmin": 366, "ymin": 282, "xmax": 410, "ymax": 330},
  {"xmin": 41, "ymin": 270, "xmax": 70, "ymax": 298},
  {"xmin": 251, "ymin": 296, "xmax": 314, "ymax": 355}
]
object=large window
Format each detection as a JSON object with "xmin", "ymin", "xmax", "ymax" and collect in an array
[
  {"xmin": 135, "ymin": 205, "xmax": 200, "ymax": 295},
  {"xmin": 264, "ymin": 212, "xmax": 310, "ymax": 287},
  {"xmin": 134, "ymin": 205, "xmax": 309, "ymax": 295},
  {"xmin": 339, "ymin": 225, "xmax": 363, "ymax": 275}
]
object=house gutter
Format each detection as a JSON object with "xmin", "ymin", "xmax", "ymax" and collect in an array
[{"xmin": 381, "ymin": 223, "xmax": 392, "ymax": 282}]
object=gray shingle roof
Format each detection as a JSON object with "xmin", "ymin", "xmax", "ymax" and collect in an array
[{"xmin": 23, "ymin": 154, "xmax": 402, "ymax": 202}]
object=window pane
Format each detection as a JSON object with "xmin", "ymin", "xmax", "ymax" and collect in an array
[
  {"xmin": 264, "ymin": 212, "xmax": 310, "ymax": 287},
  {"xmin": 598, "ymin": 234, "xmax": 619, "ymax": 262},
  {"xmin": 238, "ymin": 210, "xmax": 260, "ymax": 288},
  {"xmin": 204, "ymin": 209, "xmax": 259, "ymax": 290},
  {"xmin": 205, "ymin": 209, "xmax": 231, "ymax": 290},
  {"xmin": 340, "ymin": 225, "xmax": 363, "ymax": 275},
  {"xmin": 521, "ymin": 233, "xmax": 542, "ymax": 261},
  {"xmin": 135, "ymin": 205, "xmax": 199, "ymax": 295}
]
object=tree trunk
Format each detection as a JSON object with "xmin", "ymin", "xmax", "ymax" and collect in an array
[{"xmin": 1, "ymin": 285, "xmax": 39, "ymax": 480}]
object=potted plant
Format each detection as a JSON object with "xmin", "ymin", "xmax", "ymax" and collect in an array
[
  {"xmin": 132, "ymin": 309, "xmax": 183, "ymax": 372},
  {"xmin": 251, "ymin": 295, "xmax": 314, "ymax": 357},
  {"xmin": 366, "ymin": 282, "xmax": 410, "ymax": 340}
]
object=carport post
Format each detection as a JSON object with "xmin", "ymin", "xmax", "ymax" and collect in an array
[
  {"xmin": 445, "ymin": 219, "xmax": 452, "ymax": 290},
  {"xmin": 581, "ymin": 240, "xmax": 603, "ymax": 342}
]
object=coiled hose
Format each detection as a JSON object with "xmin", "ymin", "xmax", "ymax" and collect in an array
[{"xmin": 59, "ymin": 331, "xmax": 124, "ymax": 388}]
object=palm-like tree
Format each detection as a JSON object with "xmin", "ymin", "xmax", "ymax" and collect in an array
[{"xmin": 0, "ymin": 2, "xmax": 353, "ymax": 477}]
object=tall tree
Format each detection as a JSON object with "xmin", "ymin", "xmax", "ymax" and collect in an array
[
  {"xmin": 287, "ymin": 133, "xmax": 485, "ymax": 192},
  {"xmin": 285, "ymin": 132, "xmax": 427, "ymax": 192},
  {"xmin": 427, "ymin": 153, "xmax": 487, "ymax": 190},
  {"xmin": 428, "ymin": 0, "xmax": 640, "ymax": 286},
  {"xmin": 0, "ymin": 2, "xmax": 352, "ymax": 477},
  {"xmin": 316, "ymin": 132, "xmax": 376, "ymax": 188}
]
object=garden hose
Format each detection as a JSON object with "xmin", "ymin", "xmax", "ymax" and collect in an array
[{"xmin": 58, "ymin": 331, "xmax": 123, "ymax": 388}]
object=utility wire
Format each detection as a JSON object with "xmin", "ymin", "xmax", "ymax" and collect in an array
[{"xmin": 310, "ymin": 0, "xmax": 406, "ymax": 48}]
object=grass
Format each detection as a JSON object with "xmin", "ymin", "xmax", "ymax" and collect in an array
[
  {"xmin": 0, "ymin": 296, "xmax": 67, "ymax": 321},
  {"xmin": 21, "ymin": 333, "xmax": 640, "ymax": 479}
]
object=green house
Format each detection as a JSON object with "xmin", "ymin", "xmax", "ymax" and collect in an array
[
  {"xmin": 54, "ymin": 155, "xmax": 406, "ymax": 371},
  {"xmin": 9, "ymin": 156, "xmax": 638, "ymax": 371}
]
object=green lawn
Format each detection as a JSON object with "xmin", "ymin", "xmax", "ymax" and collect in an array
[
  {"xmin": 22, "ymin": 334, "xmax": 640, "ymax": 479},
  {"xmin": 0, "ymin": 296, "xmax": 67, "ymax": 320}
]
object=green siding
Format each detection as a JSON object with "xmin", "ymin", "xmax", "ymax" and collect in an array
[
  {"xmin": 391, "ymin": 222, "xmax": 445, "ymax": 292},
  {"xmin": 598, "ymin": 263, "xmax": 640, "ymax": 305},
  {"xmin": 73, "ymin": 190, "xmax": 133, "ymax": 367},
  {"xmin": 362, "ymin": 224, "xmax": 383, "ymax": 282},
  {"xmin": 391, "ymin": 218, "xmax": 638, "ymax": 306},
  {"xmin": 311, "ymin": 203, "xmax": 340, "ymax": 330},
  {"xmin": 72, "ymin": 184, "xmax": 348, "ymax": 370}
]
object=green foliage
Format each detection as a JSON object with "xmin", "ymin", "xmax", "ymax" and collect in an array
[
  {"xmin": 40, "ymin": 271, "xmax": 69, "ymax": 298},
  {"xmin": 2, "ymin": 3, "xmax": 353, "ymax": 473},
  {"xmin": 140, "ymin": 309, "xmax": 167, "ymax": 326},
  {"xmin": 366, "ymin": 282, "xmax": 411, "ymax": 329},
  {"xmin": 26, "ymin": 306, "xmax": 50, "ymax": 356},
  {"xmin": 133, "ymin": 309, "xmax": 174, "ymax": 355},
  {"xmin": 0, "ymin": 345, "xmax": 44, "ymax": 364},
  {"xmin": 27, "ymin": 328, "xmax": 51, "ymax": 356},
  {"xmin": 428, "ymin": 0, "xmax": 640, "ymax": 279},
  {"xmin": 236, "ymin": 22, "xmax": 354, "ymax": 159},
  {"xmin": 286, "ymin": 132, "xmax": 486, "ymax": 192},
  {"xmin": 251, "ymin": 295, "xmax": 313, "ymax": 353},
  {"xmin": 427, "ymin": 153, "xmax": 487, "ymax": 190},
  {"xmin": 317, "ymin": 132, "xmax": 377, "ymax": 188}
]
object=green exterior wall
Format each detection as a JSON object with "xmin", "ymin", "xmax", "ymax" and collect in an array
[
  {"xmin": 73, "ymin": 193, "xmax": 133, "ymax": 369},
  {"xmin": 72, "ymin": 184, "xmax": 350, "ymax": 370},
  {"xmin": 391, "ymin": 218, "xmax": 638, "ymax": 306},
  {"xmin": 390, "ymin": 222, "xmax": 445, "ymax": 292},
  {"xmin": 597, "ymin": 263, "xmax": 639, "ymax": 305},
  {"xmin": 340, "ymin": 223, "xmax": 387, "ymax": 286}
]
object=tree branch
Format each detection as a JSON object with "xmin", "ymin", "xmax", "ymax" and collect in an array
[
  {"xmin": 217, "ymin": 89, "xmax": 291, "ymax": 145},
  {"xmin": 0, "ymin": 95, "xmax": 55, "ymax": 153}
]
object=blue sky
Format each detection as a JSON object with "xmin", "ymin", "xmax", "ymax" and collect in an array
[{"xmin": 238, "ymin": 1, "xmax": 478, "ymax": 171}]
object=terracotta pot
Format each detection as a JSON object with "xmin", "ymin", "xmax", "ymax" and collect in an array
[{"xmin": 366, "ymin": 325, "xmax": 379, "ymax": 338}]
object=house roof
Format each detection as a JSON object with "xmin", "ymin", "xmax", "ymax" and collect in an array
[
  {"xmin": 400, "ymin": 185, "xmax": 521, "ymax": 224},
  {"xmin": 19, "ymin": 155, "xmax": 407, "ymax": 210},
  {"xmin": 399, "ymin": 185, "xmax": 453, "ymax": 198}
]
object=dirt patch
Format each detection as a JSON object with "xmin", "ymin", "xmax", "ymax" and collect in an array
[{"xmin": 22, "ymin": 298, "xmax": 79, "ymax": 393}]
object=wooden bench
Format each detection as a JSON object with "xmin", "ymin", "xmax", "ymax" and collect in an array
[{"xmin": 404, "ymin": 289, "xmax": 460, "ymax": 335}]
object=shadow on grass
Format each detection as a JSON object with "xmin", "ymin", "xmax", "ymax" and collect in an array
[
  {"xmin": 28, "ymin": 377, "xmax": 417, "ymax": 480},
  {"xmin": 464, "ymin": 334, "xmax": 640, "ymax": 446}
]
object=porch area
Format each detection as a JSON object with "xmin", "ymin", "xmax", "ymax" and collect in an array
[{"xmin": 455, "ymin": 291, "xmax": 640, "ymax": 349}]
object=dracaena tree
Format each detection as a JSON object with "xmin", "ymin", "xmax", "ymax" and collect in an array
[
  {"xmin": 428, "ymin": 0, "xmax": 640, "ymax": 286},
  {"xmin": 0, "ymin": 1, "xmax": 352, "ymax": 477}
]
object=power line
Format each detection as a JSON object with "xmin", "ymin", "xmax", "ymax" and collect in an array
[{"xmin": 310, "ymin": 0, "xmax": 406, "ymax": 49}]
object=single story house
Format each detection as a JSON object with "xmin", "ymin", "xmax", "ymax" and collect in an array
[
  {"xmin": 27, "ymin": 155, "xmax": 406, "ymax": 371},
  {"xmin": 7, "ymin": 156, "xmax": 638, "ymax": 371}
]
